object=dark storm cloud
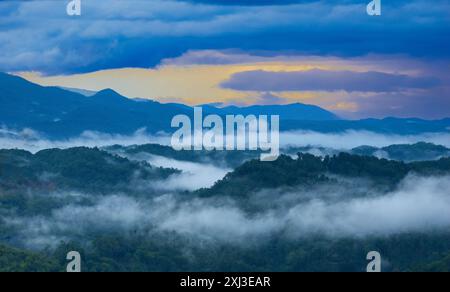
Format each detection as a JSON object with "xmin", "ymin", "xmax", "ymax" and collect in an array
[
  {"xmin": 178, "ymin": 0, "xmax": 370, "ymax": 6},
  {"xmin": 179, "ymin": 0, "xmax": 322, "ymax": 5},
  {"xmin": 0, "ymin": 0, "xmax": 449, "ymax": 74},
  {"xmin": 221, "ymin": 69, "xmax": 441, "ymax": 92}
]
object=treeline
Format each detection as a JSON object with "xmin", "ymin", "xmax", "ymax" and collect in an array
[
  {"xmin": 2, "ymin": 233, "xmax": 450, "ymax": 272},
  {"xmin": 0, "ymin": 147, "xmax": 177, "ymax": 194},
  {"xmin": 199, "ymin": 153, "xmax": 450, "ymax": 198},
  {"xmin": 1, "ymin": 147, "xmax": 450, "ymax": 271}
]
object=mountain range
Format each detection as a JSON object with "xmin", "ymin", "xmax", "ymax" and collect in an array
[{"xmin": 1, "ymin": 72, "xmax": 449, "ymax": 138}]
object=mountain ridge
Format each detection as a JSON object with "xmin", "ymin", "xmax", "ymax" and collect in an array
[{"xmin": 1, "ymin": 72, "xmax": 450, "ymax": 138}]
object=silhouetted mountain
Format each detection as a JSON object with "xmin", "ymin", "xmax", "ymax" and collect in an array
[
  {"xmin": 0, "ymin": 73, "xmax": 338, "ymax": 137},
  {"xmin": 0, "ymin": 73, "xmax": 195, "ymax": 137},
  {"xmin": 200, "ymin": 103, "xmax": 339, "ymax": 120},
  {"xmin": 1, "ymin": 72, "xmax": 450, "ymax": 138},
  {"xmin": 281, "ymin": 117, "xmax": 450, "ymax": 135},
  {"xmin": 0, "ymin": 72, "xmax": 84, "ymax": 127}
]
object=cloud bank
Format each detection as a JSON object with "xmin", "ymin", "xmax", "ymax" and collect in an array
[
  {"xmin": 221, "ymin": 69, "xmax": 440, "ymax": 92},
  {"xmin": 280, "ymin": 130, "xmax": 450, "ymax": 149},
  {"xmin": 0, "ymin": 127, "xmax": 170, "ymax": 153},
  {"xmin": 133, "ymin": 153, "xmax": 231, "ymax": 191},
  {"xmin": 1, "ymin": 0, "xmax": 449, "ymax": 74},
  {"xmin": 5, "ymin": 175, "xmax": 450, "ymax": 249},
  {"xmin": 2, "ymin": 127, "xmax": 450, "ymax": 154}
]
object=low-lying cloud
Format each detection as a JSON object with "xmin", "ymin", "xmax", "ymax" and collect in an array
[
  {"xmin": 2, "ymin": 127, "xmax": 450, "ymax": 154},
  {"xmin": 156, "ymin": 175, "xmax": 450, "ymax": 240},
  {"xmin": 280, "ymin": 130, "xmax": 450, "ymax": 149},
  {"xmin": 0, "ymin": 127, "xmax": 170, "ymax": 153},
  {"xmin": 5, "ymin": 175, "xmax": 450, "ymax": 249},
  {"xmin": 135, "ymin": 154, "xmax": 231, "ymax": 191}
]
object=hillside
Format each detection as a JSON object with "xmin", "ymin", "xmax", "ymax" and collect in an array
[
  {"xmin": 198, "ymin": 153, "xmax": 450, "ymax": 198},
  {"xmin": 0, "ymin": 73, "xmax": 340, "ymax": 138},
  {"xmin": 0, "ymin": 147, "xmax": 177, "ymax": 194},
  {"xmin": 2, "ymin": 73, "xmax": 450, "ymax": 138},
  {"xmin": 1, "ymin": 147, "xmax": 450, "ymax": 271}
]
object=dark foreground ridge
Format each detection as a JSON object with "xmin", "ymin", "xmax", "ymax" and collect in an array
[{"xmin": 1, "ymin": 147, "xmax": 450, "ymax": 272}]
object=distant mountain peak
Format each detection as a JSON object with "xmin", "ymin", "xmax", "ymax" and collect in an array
[
  {"xmin": 97, "ymin": 88, "xmax": 120, "ymax": 95},
  {"xmin": 2, "ymin": 71, "xmax": 450, "ymax": 138},
  {"xmin": 94, "ymin": 88, "xmax": 122, "ymax": 96},
  {"xmin": 92, "ymin": 88, "xmax": 129, "ymax": 102},
  {"xmin": 60, "ymin": 86, "xmax": 97, "ymax": 97},
  {"xmin": 218, "ymin": 102, "xmax": 340, "ymax": 121}
]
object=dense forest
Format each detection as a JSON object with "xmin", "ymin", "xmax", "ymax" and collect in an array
[
  {"xmin": 1, "ymin": 146, "xmax": 450, "ymax": 272},
  {"xmin": 0, "ymin": 147, "xmax": 177, "ymax": 193},
  {"xmin": 198, "ymin": 152, "xmax": 450, "ymax": 198},
  {"xmin": 109, "ymin": 142, "xmax": 450, "ymax": 168}
]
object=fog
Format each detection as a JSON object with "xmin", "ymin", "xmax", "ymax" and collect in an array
[
  {"xmin": 155, "ymin": 175, "xmax": 450, "ymax": 240},
  {"xmin": 281, "ymin": 130, "xmax": 450, "ymax": 149},
  {"xmin": 112, "ymin": 151, "xmax": 231, "ymax": 191},
  {"xmin": 5, "ymin": 175, "xmax": 450, "ymax": 249},
  {"xmin": 284, "ymin": 175, "xmax": 450, "ymax": 237},
  {"xmin": 2, "ymin": 127, "xmax": 450, "ymax": 154},
  {"xmin": 2, "ymin": 127, "xmax": 450, "ymax": 250},
  {"xmin": 0, "ymin": 127, "xmax": 170, "ymax": 153},
  {"xmin": 144, "ymin": 154, "xmax": 231, "ymax": 191}
]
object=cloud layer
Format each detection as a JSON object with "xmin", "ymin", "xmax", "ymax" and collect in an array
[
  {"xmin": 131, "ymin": 153, "xmax": 231, "ymax": 191},
  {"xmin": 3, "ymin": 127, "xmax": 450, "ymax": 154},
  {"xmin": 221, "ymin": 69, "xmax": 440, "ymax": 92},
  {"xmin": 280, "ymin": 130, "xmax": 450, "ymax": 149},
  {"xmin": 1, "ymin": 0, "xmax": 449, "ymax": 74},
  {"xmin": 0, "ymin": 127, "xmax": 170, "ymax": 153},
  {"xmin": 20, "ymin": 50, "xmax": 450, "ymax": 119},
  {"xmin": 6, "ymin": 175, "xmax": 450, "ymax": 249}
]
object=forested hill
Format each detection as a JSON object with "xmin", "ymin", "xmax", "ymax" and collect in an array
[
  {"xmin": 2, "ymin": 147, "xmax": 450, "ymax": 197},
  {"xmin": 0, "ymin": 147, "xmax": 178, "ymax": 194},
  {"xmin": 199, "ymin": 153, "xmax": 450, "ymax": 198},
  {"xmin": 108, "ymin": 142, "xmax": 450, "ymax": 171},
  {"xmin": 2, "ymin": 148, "xmax": 450, "ymax": 272},
  {"xmin": 0, "ymin": 244, "xmax": 59, "ymax": 272}
]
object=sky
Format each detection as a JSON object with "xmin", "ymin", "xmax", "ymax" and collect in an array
[{"xmin": 1, "ymin": 0, "xmax": 450, "ymax": 119}]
